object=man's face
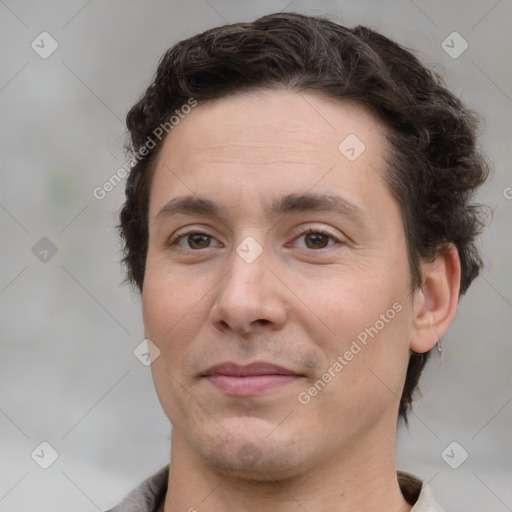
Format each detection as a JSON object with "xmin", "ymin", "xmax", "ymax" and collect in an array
[{"xmin": 142, "ymin": 90, "xmax": 419, "ymax": 478}]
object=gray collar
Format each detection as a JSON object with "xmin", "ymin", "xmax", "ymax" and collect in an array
[{"xmin": 107, "ymin": 466, "xmax": 443, "ymax": 512}]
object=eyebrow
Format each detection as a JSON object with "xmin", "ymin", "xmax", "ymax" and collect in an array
[{"xmin": 156, "ymin": 192, "xmax": 367, "ymax": 224}]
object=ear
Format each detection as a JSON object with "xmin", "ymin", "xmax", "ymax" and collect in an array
[{"xmin": 410, "ymin": 245, "xmax": 461, "ymax": 353}]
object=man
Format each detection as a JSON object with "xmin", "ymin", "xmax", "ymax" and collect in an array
[{"xmin": 108, "ymin": 11, "xmax": 489, "ymax": 512}]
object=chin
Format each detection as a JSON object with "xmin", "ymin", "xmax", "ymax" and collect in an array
[{"xmin": 192, "ymin": 418, "xmax": 311, "ymax": 480}]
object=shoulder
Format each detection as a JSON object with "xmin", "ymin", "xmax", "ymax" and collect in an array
[
  {"xmin": 397, "ymin": 470, "xmax": 444, "ymax": 512},
  {"xmin": 106, "ymin": 466, "xmax": 442, "ymax": 512},
  {"xmin": 105, "ymin": 465, "xmax": 169, "ymax": 512}
]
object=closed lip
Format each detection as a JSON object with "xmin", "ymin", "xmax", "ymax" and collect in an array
[{"xmin": 202, "ymin": 361, "xmax": 303, "ymax": 377}]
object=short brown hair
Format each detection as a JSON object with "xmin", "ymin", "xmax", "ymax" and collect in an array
[{"xmin": 119, "ymin": 12, "xmax": 490, "ymax": 422}]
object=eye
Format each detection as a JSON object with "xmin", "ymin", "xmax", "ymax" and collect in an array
[
  {"xmin": 291, "ymin": 228, "xmax": 341, "ymax": 250},
  {"xmin": 169, "ymin": 230, "xmax": 222, "ymax": 250},
  {"xmin": 168, "ymin": 227, "xmax": 342, "ymax": 251}
]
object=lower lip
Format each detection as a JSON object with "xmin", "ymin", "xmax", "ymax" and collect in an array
[{"xmin": 206, "ymin": 374, "xmax": 301, "ymax": 396}]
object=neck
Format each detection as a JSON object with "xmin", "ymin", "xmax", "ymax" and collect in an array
[{"xmin": 162, "ymin": 426, "xmax": 412, "ymax": 512}]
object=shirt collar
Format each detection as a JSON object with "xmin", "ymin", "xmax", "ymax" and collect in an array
[
  {"xmin": 107, "ymin": 466, "xmax": 443, "ymax": 512},
  {"xmin": 398, "ymin": 470, "xmax": 444, "ymax": 512}
]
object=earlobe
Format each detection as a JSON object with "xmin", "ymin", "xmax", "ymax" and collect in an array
[{"xmin": 410, "ymin": 245, "xmax": 461, "ymax": 353}]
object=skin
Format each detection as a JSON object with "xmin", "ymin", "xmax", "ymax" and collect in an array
[{"xmin": 141, "ymin": 89, "xmax": 461, "ymax": 512}]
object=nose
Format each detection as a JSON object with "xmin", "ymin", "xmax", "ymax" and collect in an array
[{"xmin": 209, "ymin": 244, "xmax": 288, "ymax": 336}]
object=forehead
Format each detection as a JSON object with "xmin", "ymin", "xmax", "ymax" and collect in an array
[{"xmin": 148, "ymin": 89, "xmax": 393, "ymax": 219}]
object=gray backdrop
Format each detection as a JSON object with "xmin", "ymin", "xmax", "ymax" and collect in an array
[{"xmin": 1, "ymin": 1, "xmax": 511, "ymax": 511}]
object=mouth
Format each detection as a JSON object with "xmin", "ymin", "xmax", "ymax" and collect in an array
[{"xmin": 202, "ymin": 361, "xmax": 305, "ymax": 396}]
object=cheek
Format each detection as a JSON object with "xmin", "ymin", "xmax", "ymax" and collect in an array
[
  {"xmin": 142, "ymin": 256, "xmax": 199, "ymax": 348},
  {"xmin": 298, "ymin": 267, "xmax": 413, "ymax": 399},
  {"xmin": 142, "ymin": 246, "xmax": 204, "ymax": 330},
  {"xmin": 297, "ymin": 263, "xmax": 405, "ymax": 333},
  {"xmin": 142, "ymin": 252, "xmax": 223, "ymax": 387},
  {"xmin": 142, "ymin": 262, "xmax": 205, "ymax": 422},
  {"xmin": 321, "ymin": 302, "xmax": 413, "ymax": 413}
]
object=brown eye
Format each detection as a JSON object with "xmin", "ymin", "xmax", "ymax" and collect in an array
[
  {"xmin": 185, "ymin": 233, "xmax": 211, "ymax": 249},
  {"xmin": 169, "ymin": 230, "xmax": 222, "ymax": 250},
  {"xmin": 304, "ymin": 232, "xmax": 331, "ymax": 249},
  {"xmin": 292, "ymin": 229, "xmax": 339, "ymax": 250}
]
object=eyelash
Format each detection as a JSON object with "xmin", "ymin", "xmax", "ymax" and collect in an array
[{"xmin": 168, "ymin": 227, "xmax": 342, "ymax": 251}]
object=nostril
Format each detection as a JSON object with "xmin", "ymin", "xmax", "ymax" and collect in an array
[{"xmin": 257, "ymin": 319, "xmax": 270, "ymax": 325}]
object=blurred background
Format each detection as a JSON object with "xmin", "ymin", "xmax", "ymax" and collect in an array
[{"xmin": 1, "ymin": 1, "xmax": 511, "ymax": 510}]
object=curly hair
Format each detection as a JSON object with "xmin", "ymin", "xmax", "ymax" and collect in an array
[{"xmin": 119, "ymin": 12, "xmax": 490, "ymax": 423}]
